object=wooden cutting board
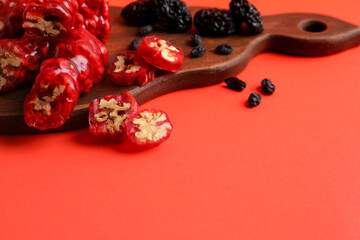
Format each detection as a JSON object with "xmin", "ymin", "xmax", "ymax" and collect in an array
[{"xmin": 0, "ymin": 6, "xmax": 359, "ymax": 134}]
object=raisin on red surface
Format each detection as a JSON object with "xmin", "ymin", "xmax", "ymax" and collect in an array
[
  {"xmin": 215, "ymin": 44, "xmax": 233, "ymax": 55},
  {"xmin": 150, "ymin": 0, "xmax": 192, "ymax": 33},
  {"xmin": 194, "ymin": 8, "xmax": 236, "ymax": 36},
  {"xmin": 121, "ymin": 0, "xmax": 154, "ymax": 26},
  {"xmin": 248, "ymin": 93, "xmax": 261, "ymax": 107},
  {"xmin": 191, "ymin": 45, "xmax": 206, "ymax": 58},
  {"xmin": 224, "ymin": 77, "xmax": 246, "ymax": 91},
  {"xmin": 230, "ymin": 0, "xmax": 264, "ymax": 34},
  {"xmin": 261, "ymin": 78, "xmax": 275, "ymax": 94}
]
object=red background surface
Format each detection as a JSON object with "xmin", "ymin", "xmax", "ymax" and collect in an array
[{"xmin": 1, "ymin": 0, "xmax": 360, "ymax": 239}]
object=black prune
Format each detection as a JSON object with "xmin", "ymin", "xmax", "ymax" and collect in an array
[
  {"xmin": 139, "ymin": 25, "xmax": 153, "ymax": 36},
  {"xmin": 191, "ymin": 45, "xmax": 206, "ymax": 58},
  {"xmin": 191, "ymin": 34, "xmax": 202, "ymax": 46},
  {"xmin": 121, "ymin": 0, "xmax": 155, "ymax": 26},
  {"xmin": 215, "ymin": 44, "xmax": 233, "ymax": 55},
  {"xmin": 224, "ymin": 77, "xmax": 246, "ymax": 91},
  {"xmin": 248, "ymin": 93, "xmax": 261, "ymax": 107},
  {"xmin": 129, "ymin": 38, "xmax": 142, "ymax": 50},
  {"xmin": 245, "ymin": 5, "xmax": 263, "ymax": 34},
  {"xmin": 194, "ymin": 8, "xmax": 236, "ymax": 36},
  {"xmin": 261, "ymin": 78, "xmax": 275, "ymax": 94},
  {"xmin": 230, "ymin": 0, "xmax": 264, "ymax": 34},
  {"xmin": 151, "ymin": 0, "xmax": 192, "ymax": 33}
]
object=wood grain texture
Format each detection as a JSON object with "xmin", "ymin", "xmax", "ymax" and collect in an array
[{"xmin": 0, "ymin": 6, "xmax": 359, "ymax": 134}]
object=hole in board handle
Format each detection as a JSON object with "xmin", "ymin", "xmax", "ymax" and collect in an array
[{"xmin": 300, "ymin": 20, "xmax": 327, "ymax": 32}]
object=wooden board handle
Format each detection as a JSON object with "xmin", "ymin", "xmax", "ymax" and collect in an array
[
  {"xmin": 263, "ymin": 13, "xmax": 360, "ymax": 56},
  {"xmin": 0, "ymin": 7, "xmax": 359, "ymax": 134},
  {"xmin": 130, "ymin": 11, "xmax": 360, "ymax": 105}
]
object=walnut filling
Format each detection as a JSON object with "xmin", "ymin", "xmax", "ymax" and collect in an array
[
  {"xmin": 113, "ymin": 55, "xmax": 141, "ymax": 73},
  {"xmin": 0, "ymin": 47, "xmax": 22, "ymax": 78},
  {"xmin": 0, "ymin": 21, "xmax": 4, "ymax": 32},
  {"xmin": 0, "ymin": 48, "xmax": 22, "ymax": 68},
  {"xmin": 0, "ymin": 75, "xmax": 6, "ymax": 89},
  {"xmin": 30, "ymin": 85, "xmax": 65, "ymax": 116},
  {"xmin": 149, "ymin": 39, "xmax": 180, "ymax": 62},
  {"xmin": 23, "ymin": 13, "xmax": 65, "ymax": 36},
  {"xmin": 94, "ymin": 99, "xmax": 131, "ymax": 133},
  {"xmin": 132, "ymin": 111, "xmax": 172, "ymax": 142},
  {"xmin": 2, "ymin": 68, "xmax": 14, "ymax": 76}
]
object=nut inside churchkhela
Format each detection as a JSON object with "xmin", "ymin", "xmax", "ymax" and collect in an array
[
  {"xmin": 88, "ymin": 93, "xmax": 139, "ymax": 140},
  {"xmin": 125, "ymin": 109, "xmax": 173, "ymax": 147}
]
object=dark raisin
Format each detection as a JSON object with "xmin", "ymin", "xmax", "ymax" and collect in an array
[
  {"xmin": 139, "ymin": 25, "xmax": 153, "ymax": 36},
  {"xmin": 261, "ymin": 78, "xmax": 275, "ymax": 94},
  {"xmin": 121, "ymin": 0, "xmax": 155, "ymax": 26},
  {"xmin": 128, "ymin": 38, "xmax": 142, "ymax": 50},
  {"xmin": 248, "ymin": 93, "xmax": 261, "ymax": 107},
  {"xmin": 224, "ymin": 77, "xmax": 246, "ymax": 91},
  {"xmin": 191, "ymin": 34, "xmax": 202, "ymax": 46},
  {"xmin": 230, "ymin": 0, "xmax": 263, "ymax": 34},
  {"xmin": 215, "ymin": 44, "xmax": 233, "ymax": 55},
  {"xmin": 191, "ymin": 45, "xmax": 206, "ymax": 58},
  {"xmin": 150, "ymin": 0, "xmax": 192, "ymax": 33},
  {"xmin": 194, "ymin": 8, "xmax": 236, "ymax": 36}
]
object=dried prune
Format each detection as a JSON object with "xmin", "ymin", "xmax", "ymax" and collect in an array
[
  {"xmin": 121, "ymin": 0, "xmax": 154, "ymax": 26},
  {"xmin": 191, "ymin": 34, "xmax": 202, "ymax": 46},
  {"xmin": 248, "ymin": 93, "xmax": 261, "ymax": 107},
  {"xmin": 151, "ymin": 0, "xmax": 192, "ymax": 33},
  {"xmin": 191, "ymin": 45, "xmax": 206, "ymax": 58},
  {"xmin": 129, "ymin": 38, "xmax": 142, "ymax": 50},
  {"xmin": 244, "ymin": 5, "xmax": 263, "ymax": 34},
  {"xmin": 224, "ymin": 77, "xmax": 246, "ymax": 91},
  {"xmin": 230, "ymin": 0, "xmax": 263, "ymax": 34},
  {"xmin": 215, "ymin": 44, "xmax": 233, "ymax": 55},
  {"xmin": 139, "ymin": 24, "xmax": 153, "ymax": 36},
  {"xmin": 194, "ymin": 8, "xmax": 236, "ymax": 36},
  {"xmin": 261, "ymin": 78, "xmax": 275, "ymax": 94}
]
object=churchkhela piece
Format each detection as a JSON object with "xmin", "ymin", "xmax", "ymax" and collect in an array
[
  {"xmin": 23, "ymin": 58, "xmax": 80, "ymax": 130},
  {"xmin": 107, "ymin": 50, "xmax": 155, "ymax": 87},
  {"xmin": 0, "ymin": 36, "xmax": 50, "ymax": 92},
  {"xmin": 125, "ymin": 109, "xmax": 173, "ymax": 147},
  {"xmin": 0, "ymin": 0, "xmax": 25, "ymax": 39},
  {"xmin": 88, "ymin": 93, "xmax": 139, "ymax": 140},
  {"xmin": 22, "ymin": 0, "xmax": 82, "ymax": 41},
  {"xmin": 23, "ymin": 28, "xmax": 108, "ymax": 130},
  {"xmin": 22, "ymin": 0, "xmax": 110, "ymax": 43},
  {"xmin": 137, "ymin": 36, "xmax": 184, "ymax": 72},
  {"xmin": 77, "ymin": 0, "xmax": 111, "ymax": 43}
]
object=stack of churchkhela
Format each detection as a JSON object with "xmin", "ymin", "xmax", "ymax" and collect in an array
[{"xmin": 0, "ymin": 0, "xmax": 110, "ymax": 130}]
